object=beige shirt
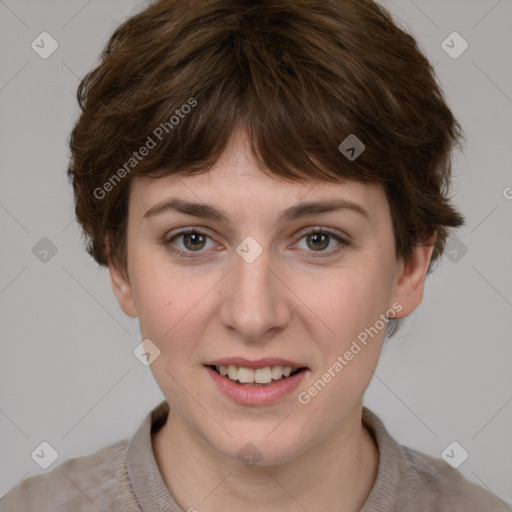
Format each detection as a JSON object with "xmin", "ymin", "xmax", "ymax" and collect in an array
[{"xmin": 0, "ymin": 401, "xmax": 507, "ymax": 511}]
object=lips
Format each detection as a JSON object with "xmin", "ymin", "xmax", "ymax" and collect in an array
[{"xmin": 204, "ymin": 364, "xmax": 309, "ymax": 405}]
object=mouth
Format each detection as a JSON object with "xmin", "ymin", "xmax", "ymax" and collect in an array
[
  {"xmin": 203, "ymin": 357, "xmax": 310, "ymax": 405},
  {"xmin": 206, "ymin": 364, "xmax": 307, "ymax": 386}
]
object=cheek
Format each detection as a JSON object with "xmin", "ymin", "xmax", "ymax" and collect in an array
[
  {"xmin": 131, "ymin": 266, "xmax": 212, "ymax": 401},
  {"xmin": 131, "ymin": 261, "xmax": 216, "ymax": 352},
  {"xmin": 296, "ymin": 273, "xmax": 389, "ymax": 415},
  {"xmin": 299, "ymin": 263, "xmax": 393, "ymax": 343},
  {"xmin": 298, "ymin": 262, "xmax": 394, "ymax": 400}
]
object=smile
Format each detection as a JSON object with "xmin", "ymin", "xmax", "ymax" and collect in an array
[
  {"xmin": 203, "ymin": 358, "xmax": 309, "ymax": 405},
  {"xmin": 210, "ymin": 364, "xmax": 304, "ymax": 385}
]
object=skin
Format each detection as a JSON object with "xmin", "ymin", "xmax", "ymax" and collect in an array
[{"xmin": 110, "ymin": 129, "xmax": 435, "ymax": 511}]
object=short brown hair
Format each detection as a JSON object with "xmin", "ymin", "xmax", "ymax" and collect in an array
[{"xmin": 68, "ymin": 0, "xmax": 464, "ymax": 315}]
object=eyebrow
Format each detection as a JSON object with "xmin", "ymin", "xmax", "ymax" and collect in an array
[{"xmin": 143, "ymin": 197, "xmax": 370, "ymax": 224}]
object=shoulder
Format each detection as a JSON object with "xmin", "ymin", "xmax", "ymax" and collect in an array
[
  {"xmin": 361, "ymin": 407, "xmax": 509, "ymax": 512},
  {"xmin": 0, "ymin": 439, "xmax": 139, "ymax": 512},
  {"xmin": 399, "ymin": 445, "xmax": 507, "ymax": 511}
]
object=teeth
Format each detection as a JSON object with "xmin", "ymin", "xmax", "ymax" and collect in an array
[
  {"xmin": 237, "ymin": 367, "xmax": 254, "ymax": 383},
  {"xmin": 227, "ymin": 365, "xmax": 238, "ymax": 380},
  {"xmin": 254, "ymin": 367, "xmax": 272, "ymax": 383},
  {"xmin": 216, "ymin": 365, "xmax": 298, "ymax": 384},
  {"xmin": 271, "ymin": 366, "xmax": 283, "ymax": 379}
]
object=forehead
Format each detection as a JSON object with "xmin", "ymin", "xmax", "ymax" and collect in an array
[{"xmin": 128, "ymin": 132, "xmax": 389, "ymax": 222}]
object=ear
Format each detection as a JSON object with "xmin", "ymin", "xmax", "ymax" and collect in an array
[
  {"xmin": 390, "ymin": 232, "xmax": 436, "ymax": 318},
  {"xmin": 109, "ymin": 259, "xmax": 138, "ymax": 318}
]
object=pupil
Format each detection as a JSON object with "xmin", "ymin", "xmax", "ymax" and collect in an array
[
  {"xmin": 309, "ymin": 233, "xmax": 328, "ymax": 251},
  {"xmin": 185, "ymin": 232, "xmax": 205, "ymax": 251}
]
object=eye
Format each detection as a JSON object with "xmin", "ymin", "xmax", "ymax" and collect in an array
[
  {"xmin": 164, "ymin": 229, "xmax": 217, "ymax": 257},
  {"xmin": 161, "ymin": 227, "xmax": 349, "ymax": 259},
  {"xmin": 294, "ymin": 229, "xmax": 349, "ymax": 257}
]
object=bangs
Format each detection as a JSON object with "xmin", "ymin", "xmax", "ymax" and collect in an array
[{"xmin": 69, "ymin": 0, "xmax": 464, "ymax": 278}]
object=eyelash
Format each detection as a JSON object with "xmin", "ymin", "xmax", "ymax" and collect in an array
[{"xmin": 161, "ymin": 227, "xmax": 350, "ymax": 259}]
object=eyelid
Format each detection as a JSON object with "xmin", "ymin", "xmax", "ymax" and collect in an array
[{"xmin": 295, "ymin": 225, "xmax": 350, "ymax": 242}]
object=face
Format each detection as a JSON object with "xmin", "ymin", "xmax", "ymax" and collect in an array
[{"xmin": 110, "ymin": 130, "xmax": 433, "ymax": 466}]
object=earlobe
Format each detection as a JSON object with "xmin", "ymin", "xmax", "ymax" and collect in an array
[
  {"xmin": 391, "ymin": 232, "xmax": 436, "ymax": 318},
  {"xmin": 109, "ymin": 261, "xmax": 138, "ymax": 318}
]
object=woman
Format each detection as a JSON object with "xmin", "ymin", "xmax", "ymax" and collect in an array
[{"xmin": 1, "ymin": 0, "xmax": 507, "ymax": 510}]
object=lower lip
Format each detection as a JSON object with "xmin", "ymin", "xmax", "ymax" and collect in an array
[{"xmin": 205, "ymin": 366, "xmax": 308, "ymax": 406}]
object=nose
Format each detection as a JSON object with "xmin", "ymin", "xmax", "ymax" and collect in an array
[{"xmin": 219, "ymin": 244, "xmax": 291, "ymax": 343}]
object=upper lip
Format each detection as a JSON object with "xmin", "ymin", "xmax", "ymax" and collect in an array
[{"xmin": 204, "ymin": 357, "xmax": 308, "ymax": 369}]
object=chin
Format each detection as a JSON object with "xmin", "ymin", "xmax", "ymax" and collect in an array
[{"xmin": 205, "ymin": 425, "xmax": 309, "ymax": 468}]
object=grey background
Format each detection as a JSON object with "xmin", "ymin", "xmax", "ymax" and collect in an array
[{"xmin": 1, "ymin": 0, "xmax": 511, "ymax": 504}]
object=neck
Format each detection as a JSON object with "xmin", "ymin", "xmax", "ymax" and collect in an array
[{"xmin": 152, "ymin": 403, "xmax": 379, "ymax": 512}]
